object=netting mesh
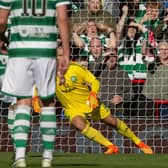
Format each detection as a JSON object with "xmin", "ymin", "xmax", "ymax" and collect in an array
[
  {"xmin": 1, "ymin": 104, "xmax": 168, "ymax": 153},
  {"xmin": 1, "ymin": 0, "xmax": 168, "ymax": 154}
]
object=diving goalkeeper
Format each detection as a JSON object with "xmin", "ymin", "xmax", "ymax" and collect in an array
[{"xmin": 56, "ymin": 54, "xmax": 154, "ymax": 154}]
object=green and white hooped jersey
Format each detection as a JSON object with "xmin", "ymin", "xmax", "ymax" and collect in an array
[
  {"xmin": 80, "ymin": 34, "xmax": 109, "ymax": 62},
  {"xmin": 0, "ymin": 53, "xmax": 8, "ymax": 76},
  {"xmin": 0, "ymin": 0, "xmax": 69, "ymax": 58},
  {"xmin": 118, "ymin": 36, "xmax": 147, "ymax": 80}
]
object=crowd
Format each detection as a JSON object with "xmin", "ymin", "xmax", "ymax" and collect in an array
[{"xmin": 68, "ymin": 0, "xmax": 168, "ymax": 117}]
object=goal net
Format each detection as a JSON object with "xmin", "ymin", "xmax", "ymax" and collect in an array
[
  {"xmin": 1, "ymin": 102, "xmax": 168, "ymax": 153},
  {"xmin": 1, "ymin": 0, "xmax": 168, "ymax": 154}
]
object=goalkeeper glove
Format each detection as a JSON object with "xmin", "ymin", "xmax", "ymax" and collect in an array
[
  {"xmin": 87, "ymin": 91, "xmax": 99, "ymax": 109},
  {"xmin": 32, "ymin": 85, "xmax": 41, "ymax": 113}
]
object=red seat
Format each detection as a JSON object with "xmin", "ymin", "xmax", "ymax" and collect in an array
[{"xmin": 154, "ymin": 100, "xmax": 168, "ymax": 118}]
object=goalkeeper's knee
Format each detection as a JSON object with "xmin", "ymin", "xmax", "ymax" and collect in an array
[{"xmin": 81, "ymin": 123, "xmax": 90, "ymax": 134}]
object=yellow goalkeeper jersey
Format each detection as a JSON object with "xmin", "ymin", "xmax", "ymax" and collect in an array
[{"xmin": 56, "ymin": 62, "xmax": 100, "ymax": 113}]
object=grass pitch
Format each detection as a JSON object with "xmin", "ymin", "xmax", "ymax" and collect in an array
[{"xmin": 0, "ymin": 152, "xmax": 168, "ymax": 168}]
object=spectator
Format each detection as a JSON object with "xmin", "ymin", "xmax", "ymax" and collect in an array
[
  {"xmin": 71, "ymin": 0, "xmax": 85, "ymax": 10},
  {"xmin": 156, "ymin": 0, "xmax": 166, "ymax": 18},
  {"xmin": 102, "ymin": 0, "xmax": 120, "ymax": 20},
  {"xmin": 72, "ymin": 20, "xmax": 116, "ymax": 63},
  {"xmin": 87, "ymin": 37, "xmax": 117, "ymax": 77},
  {"xmin": 116, "ymin": 5, "xmax": 129, "ymax": 44},
  {"xmin": 99, "ymin": 52, "xmax": 135, "ymax": 116},
  {"xmin": 118, "ymin": 19, "xmax": 148, "ymax": 95},
  {"xmin": 139, "ymin": 1, "xmax": 161, "ymax": 73},
  {"xmin": 70, "ymin": 0, "xmax": 117, "ymax": 34},
  {"xmin": 139, "ymin": 0, "xmax": 161, "ymax": 30},
  {"xmin": 58, "ymin": 40, "xmax": 89, "ymax": 69},
  {"xmin": 119, "ymin": 0, "xmax": 146, "ymax": 23},
  {"xmin": 88, "ymin": 37, "xmax": 105, "ymax": 77},
  {"xmin": 154, "ymin": 12, "xmax": 168, "ymax": 42},
  {"xmin": 138, "ymin": 41, "xmax": 168, "ymax": 117},
  {"xmin": 68, "ymin": 0, "xmax": 85, "ymax": 16},
  {"xmin": 117, "ymin": 19, "xmax": 156, "ymax": 115},
  {"xmin": 163, "ymin": 0, "xmax": 168, "ymax": 14}
]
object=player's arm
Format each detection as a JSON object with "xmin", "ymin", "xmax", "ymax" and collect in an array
[
  {"xmin": 0, "ymin": 3, "xmax": 10, "ymax": 41},
  {"xmin": 56, "ymin": 2, "xmax": 70, "ymax": 84},
  {"xmin": 81, "ymin": 68, "xmax": 100, "ymax": 93},
  {"xmin": 0, "ymin": 9, "xmax": 10, "ymax": 53},
  {"xmin": 0, "ymin": 1, "xmax": 11, "ymax": 54},
  {"xmin": 78, "ymin": 67, "xmax": 100, "ymax": 109}
]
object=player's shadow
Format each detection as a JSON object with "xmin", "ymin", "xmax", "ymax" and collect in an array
[
  {"xmin": 29, "ymin": 154, "xmax": 88, "ymax": 158},
  {"xmin": 27, "ymin": 163, "xmax": 101, "ymax": 167},
  {"xmin": 53, "ymin": 163, "xmax": 101, "ymax": 167},
  {"xmin": 28, "ymin": 154, "xmax": 102, "ymax": 167}
]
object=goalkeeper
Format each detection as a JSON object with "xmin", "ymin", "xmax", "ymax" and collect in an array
[{"xmin": 56, "ymin": 54, "xmax": 154, "ymax": 154}]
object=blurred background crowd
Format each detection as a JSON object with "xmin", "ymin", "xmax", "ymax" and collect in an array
[{"xmin": 66, "ymin": 0, "xmax": 168, "ymax": 118}]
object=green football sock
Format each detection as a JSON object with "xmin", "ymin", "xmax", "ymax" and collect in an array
[
  {"xmin": 13, "ymin": 105, "xmax": 31, "ymax": 160},
  {"xmin": 40, "ymin": 107, "xmax": 57, "ymax": 159}
]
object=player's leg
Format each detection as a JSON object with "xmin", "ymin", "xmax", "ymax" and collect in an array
[
  {"xmin": 1, "ymin": 76, "xmax": 15, "ymax": 146},
  {"xmin": 35, "ymin": 57, "xmax": 56, "ymax": 167},
  {"xmin": 1, "ymin": 58, "xmax": 35, "ymax": 167},
  {"xmin": 7, "ymin": 103, "xmax": 16, "ymax": 164},
  {"xmin": 40, "ymin": 98, "xmax": 56, "ymax": 168},
  {"xmin": 7, "ymin": 98, "xmax": 17, "ymax": 145},
  {"xmin": 12, "ymin": 99, "xmax": 32, "ymax": 168},
  {"xmin": 7, "ymin": 105, "xmax": 15, "ymax": 143},
  {"xmin": 103, "ymin": 112, "xmax": 154, "ymax": 154},
  {"xmin": 71, "ymin": 115, "xmax": 119, "ymax": 154}
]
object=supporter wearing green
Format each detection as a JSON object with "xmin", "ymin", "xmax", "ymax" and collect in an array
[
  {"xmin": 70, "ymin": 0, "xmax": 117, "ymax": 33},
  {"xmin": 72, "ymin": 20, "xmax": 116, "ymax": 63},
  {"xmin": 121, "ymin": 0, "xmax": 146, "ymax": 23},
  {"xmin": 117, "ymin": 19, "xmax": 148, "ymax": 95},
  {"xmin": 139, "ymin": 1, "xmax": 161, "ymax": 31}
]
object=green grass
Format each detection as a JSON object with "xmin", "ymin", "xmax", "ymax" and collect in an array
[{"xmin": 0, "ymin": 152, "xmax": 168, "ymax": 168}]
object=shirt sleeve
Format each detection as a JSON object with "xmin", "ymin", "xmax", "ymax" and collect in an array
[
  {"xmin": 78, "ymin": 67, "xmax": 100, "ymax": 94},
  {"xmin": 56, "ymin": 0, "xmax": 70, "ymax": 7},
  {"xmin": 0, "ymin": 0, "xmax": 12, "ymax": 9}
]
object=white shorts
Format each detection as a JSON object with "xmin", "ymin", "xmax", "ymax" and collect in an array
[
  {"xmin": 0, "ymin": 75, "xmax": 4, "ymax": 88},
  {"xmin": 2, "ymin": 58, "xmax": 56, "ymax": 99},
  {"xmin": 0, "ymin": 74, "xmax": 16, "ymax": 103}
]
